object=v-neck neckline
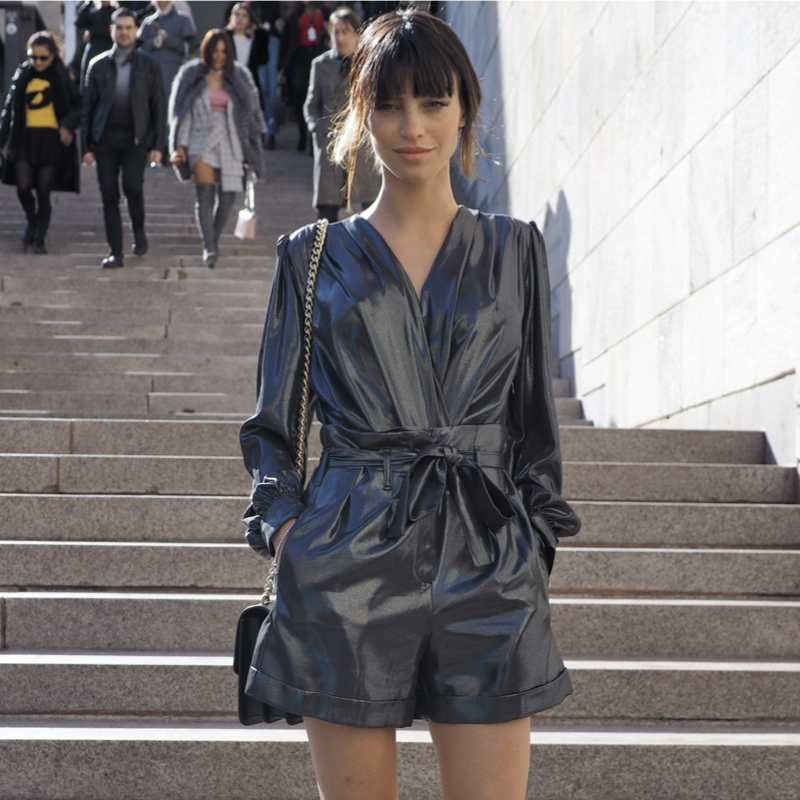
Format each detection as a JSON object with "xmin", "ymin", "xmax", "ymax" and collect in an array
[{"xmin": 354, "ymin": 206, "xmax": 466, "ymax": 304}]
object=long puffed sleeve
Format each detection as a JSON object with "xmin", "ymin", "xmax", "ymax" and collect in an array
[
  {"xmin": 508, "ymin": 222, "xmax": 581, "ymax": 573},
  {"xmin": 240, "ymin": 228, "xmax": 317, "ymax": 558}
]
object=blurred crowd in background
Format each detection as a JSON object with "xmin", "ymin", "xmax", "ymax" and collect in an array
[{"xmin": 0, "ymin": 1, "xmax": 441, "ymax": 262}]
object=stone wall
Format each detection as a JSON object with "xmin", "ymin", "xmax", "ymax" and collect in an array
[{"xmin": 447, "ymin": 1, "xmax": 800, "ymax": 472}]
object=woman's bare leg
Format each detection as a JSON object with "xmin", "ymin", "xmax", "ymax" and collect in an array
[
  {"xmin": 192, "ymin": 157, "xmax": 217, "ymax": 185},
  {"xmin": 304, "ymin": 717, "xmax": 398, "ymax": 800},
  {"xmin": 429, "ymin": 718, "xmax": 531, "ymax": 800}
]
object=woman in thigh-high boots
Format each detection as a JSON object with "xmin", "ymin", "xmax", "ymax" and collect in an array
[{"xmin": 168, "ymin": 28, "xmax": 265, "ymax": 267}]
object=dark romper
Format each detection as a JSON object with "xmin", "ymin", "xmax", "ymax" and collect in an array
[{"xmin": 240, "ymin": 206, "xmax": 581, "ymax": 728}]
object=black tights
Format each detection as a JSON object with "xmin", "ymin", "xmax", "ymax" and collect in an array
[{"xmin": 16, "ymin": 160, "xmax": 56, "ymax": 239}]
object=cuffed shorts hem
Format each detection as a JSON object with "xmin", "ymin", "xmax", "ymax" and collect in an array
[
  {"xmin": 416, "ymin": 668, "xmax": 574, "ymax": 725},
  {"xmin": 247, "ymin": 667, "xmax": 414, "ymax": 728},
  {"xmin": 246, "ymin": 667, "xmax": 573, "ymax": 729}
]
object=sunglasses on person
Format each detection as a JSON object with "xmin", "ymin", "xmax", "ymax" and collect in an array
[{"xmin": 27, "ymin": 53, "xmax": 52, "ymax": 62}]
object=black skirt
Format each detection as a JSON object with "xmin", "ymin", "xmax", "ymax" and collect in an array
[{"xmin": 17, "ymin": 127, "xmax": 61, "ymax": 167}]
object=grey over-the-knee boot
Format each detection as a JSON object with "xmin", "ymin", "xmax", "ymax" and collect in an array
[
  {"xmin": 213, "ymin": 189, "xmax": 237, "ymax": 254},
  {"xmin": 194, "ymin": 183, "xmax": 217, "ymax": 267}
]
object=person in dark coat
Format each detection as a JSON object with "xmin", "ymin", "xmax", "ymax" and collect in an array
[
  {"xmin": 225, "ymin": 2, "xmax": 271, "ymax": 101},
  {"xmin": 82, "ymin": 7, "xmax": 166, "ymax": 268},
  {"xmin": 0, "ymin": 31, "xmax": 82, "ymax": 253},
  {"xmin": 239, "ymin": 10, "xmax": 580, "ymax": 799},
  {"xmin": 75, "ymin": 0, "xmax": 117, "ymax": 86},
  {"xmin": 138, "ymin": 2, "xmax": 197, "ymax": 103},
  {"xmin": 278, "ymin": 1, "xmax": 327, "ymax": 152},
  {"xmin": 169, "ymin": 29, "xmax": 266, "ymax": 267},
  {"xmin": 303, "ymin": 8, "xmax": 379, "ymax": 221}
]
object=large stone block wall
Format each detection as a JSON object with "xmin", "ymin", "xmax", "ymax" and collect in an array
[{"xmin": 448, "ymin": 1, "xmax": 800, "ymax": 470}]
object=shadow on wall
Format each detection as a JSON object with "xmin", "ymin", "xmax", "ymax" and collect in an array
[
  {"xmin": 447, "ymin": 2, "xmax": 508, "ymax": 214},
  {"xmin": 543, "ymin": 190, "xmax": 574, "ymax": 383}
]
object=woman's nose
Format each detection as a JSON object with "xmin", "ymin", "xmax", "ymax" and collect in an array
[{"xmin": 400, "ymin": 109, "xmax": 424, "ymax": 139}]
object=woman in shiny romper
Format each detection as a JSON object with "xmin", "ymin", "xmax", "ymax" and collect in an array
[{"xmin": 240, "ymin": 10, "xmax": 581, "ymax": 800}]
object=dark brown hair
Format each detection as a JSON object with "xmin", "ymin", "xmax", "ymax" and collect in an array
[
  {"xmin": 26, "ymin": 31, "xmax": 64, "ymax": 67},
  {"xmin": 228, "ymin": 3, "xmax": 258, "ymax": 37},
  {"xmin": 201, "ymin": 29, "xmax": 235, "ymax": 75},
  {"xmin": 328, "ymin": 8, "xmax": 361, "ymax": 35},
  {"xmin": 330, "ymin": 9, "xmax": 483, "ymax": 205},
  {"xmin": 110, "ymin": 7, "xmax": 136, "ymax": 24}
]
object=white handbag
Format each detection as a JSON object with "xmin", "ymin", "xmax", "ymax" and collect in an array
[{"xmin": 234, "ymin": 170, "xmax": 258, "ymax": 239}]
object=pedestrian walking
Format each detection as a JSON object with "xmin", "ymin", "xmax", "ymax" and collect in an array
[
  {"xmin": 239, "ymin": 9, "xmax": 580, "ymax": 800},
  {"xmin": 0, "ymin": 31, "xmax": 82, "ymax": 254},
  {"xmin": 278, "ymin": 2, "xmax": 326, "ymax": 152},
  {"xmin": 225, "ymin": 3, "xmax": 271, "ymax": 94},
  {"xmin": 303, "ymin": 7, "xmax": 379, "ymax": 222},
  {"xmin": 81, "ymin": 7, "xmax": 166, "ymax": 268},
  {"xmin": 168, "ymin": 29, "xmax": 265, "ymax": 267},
  {"xmin": 253, "ymin": 2, "xmax": 284, "ymax": 150},
  {"xmin": 75, "ymin": 0, "xmax": 117, "ymax": 86},
  {"xmin": 138, "ymin": 1, "xmax": 197, "ymax": 120}
]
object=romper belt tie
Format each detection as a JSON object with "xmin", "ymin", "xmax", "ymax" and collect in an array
[{"xmin": 319, "ymin": 424, "xmax": 517, "ymax": 567}]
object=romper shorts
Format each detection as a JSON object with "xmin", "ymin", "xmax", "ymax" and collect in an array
[{"xmin": 245, "ymin": 424, "xmax": 573, "ymax": 728}]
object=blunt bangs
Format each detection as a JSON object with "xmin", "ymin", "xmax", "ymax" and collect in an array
[{"xmin": 369, "ymin": 31, "xmax": 457, "ymax": 107}]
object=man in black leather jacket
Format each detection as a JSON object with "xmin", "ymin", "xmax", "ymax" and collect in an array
[{"xmin": 82, "ymin": 7, "xmax": 166, "ymax": 268}]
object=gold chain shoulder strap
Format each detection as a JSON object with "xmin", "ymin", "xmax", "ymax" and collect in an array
[
  {"xmin": 262, "ymin": 218, "xmax": 328, "ymax": 604},
  {"xmin": 294, "ymin": 218, "xmax": 329, "ymax": 482}
]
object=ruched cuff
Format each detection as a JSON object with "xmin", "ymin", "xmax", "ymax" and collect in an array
[
  {"xmin": 242, "ymin": 490, "xmax": 306, "ymax": 558},
  {"xmin": 528, "ymin": 499, "xmax": 581, "ymax": 574}
]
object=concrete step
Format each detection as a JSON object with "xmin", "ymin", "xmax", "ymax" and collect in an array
[
  {"xmin": 4, "ymin": 591, "xmax": 799, "ymax": 660},
  {"xmin": 0, "ymin": 494, "xmax": 243, "ymax": 543},
  {"xmin": 0, "ymin": 417, "xmax": 770, "ymax": 464},
  {"xmin": 0, "ymin": 723, "xmax": 796, "ymax": 800},
  {"xmin": 560, "ymin": 427, "xmax": 766, "ymax": 464},
  {"xmin": 551, "ymin": 376, "xmax": 571, "ymax": 397},
  {"xmin": 0, "ymin": 492, "xmax": 243, "ymax": 543},
  {"xmin": 570, "ymin": 501, "xmax": 800, "ymax": 548},
  {"xmin": 0, "ymin": 322, "xmax": 169, "ymax": 340},
  {"xmin": 2, "ymin": 542, "xmax": 798, "ymax": 596},
  {"xmin": 0, "ymin": 306, "xmax": 172, "ymax": 324},
  {"xmin": 0, "ymin": 353, "xmax": 257, "ymax": 374},
  {"xmin": 0, "ymin": 542, "xmax": 262, "ymax": 591},
  {"xmin": 0, "ymin": 390, "xmax": 583, "ymax": 420},
  {"xmin": 0, "ymin": 371, "xmax": 254, "ymax": 395},
  {"xmin": 2, "ymin": 492, "xmax": 798, "ymax": 551},
  {"xmin": 0, "ymin": 320, "xmax": 265, "ymax": 343},
  {"xmin": 1, "ymin": 290, "xmax": 269, "ymax": 309},
  {"xmin": 1, "ymin": 276, "xmax": 270, "ymax": 296},
  {"xmin": 562, "ymin": 461, "xmax": 797, "ymax": 503},
  {"xmin": 550, "ymin": 547, "xmax": 800, "ymax": 596},
  {"xmin": 1, "ymin": 653, "xmax": 798, "ymax": 723},
  {"xmin": 3, "ymin": 452, "xmax": 795, "ymax": 501},
  {"xmin": 0, "ymin": 337, "xmax": 261, "ymax": 357}
]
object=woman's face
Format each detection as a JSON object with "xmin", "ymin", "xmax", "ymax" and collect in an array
[
  {"xmin": 211, "ymin": 39, "xmax": 227, "ymax": 71},
  {"xmin": 332, "ymin": 20, "xmax": 358, "ymax": 58},
  {"xmin": 367, "ymin": 76, "xmax": 464, "ymax": 188},
  {"xmin": 28, "ymin": 45, "xmax": 54, "ymax": 73},
  {"xmin": 231, "ymin": 7, "xmax": 251, "ymax": 34}
]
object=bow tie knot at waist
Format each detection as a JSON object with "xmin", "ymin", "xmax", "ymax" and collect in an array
[{"xmin": 321, "ymin": 425, "xmax": 518, "ymax": 568}]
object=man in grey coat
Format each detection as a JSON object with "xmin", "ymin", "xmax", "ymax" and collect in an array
[{"xmin": 303, "ymin": 9, "xmax": 380, "ymax": 222}]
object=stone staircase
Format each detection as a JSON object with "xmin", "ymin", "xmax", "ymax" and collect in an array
[{"xmin": 1, "ymin": 149, "xmax": 799, "ymax": 799}]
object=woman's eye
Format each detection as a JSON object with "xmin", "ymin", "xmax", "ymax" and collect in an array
[
  {"xmin": 375, "ymin": 103, "xmax": 395, "ymax": 112},
  {"xmin": 427, "ymin": 100, "xmax": 450, "ymax": 109}
]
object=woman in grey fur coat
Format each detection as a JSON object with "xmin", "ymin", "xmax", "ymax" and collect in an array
[{"xmin": 169, "ymin": 29, "xmax": 265, "ymax": 267}]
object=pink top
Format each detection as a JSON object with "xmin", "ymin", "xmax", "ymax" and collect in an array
[{"xmin": 209, "ymin": 88, "xmax": 228, "ymax": 114}]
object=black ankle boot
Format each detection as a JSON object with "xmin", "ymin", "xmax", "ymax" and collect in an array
[{"xmin": 21, "ymin": 219, "xmax": 35, "ymax": 247}]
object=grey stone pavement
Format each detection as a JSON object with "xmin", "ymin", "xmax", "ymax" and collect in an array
[{"xmin": 0, "ymin": 130, "xmax": 799, "ymax": 799}]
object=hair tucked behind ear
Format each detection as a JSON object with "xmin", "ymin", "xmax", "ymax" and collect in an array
[{"xmin": 329, "ymin": 8, "xmax": 483, "ymax": 207}]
